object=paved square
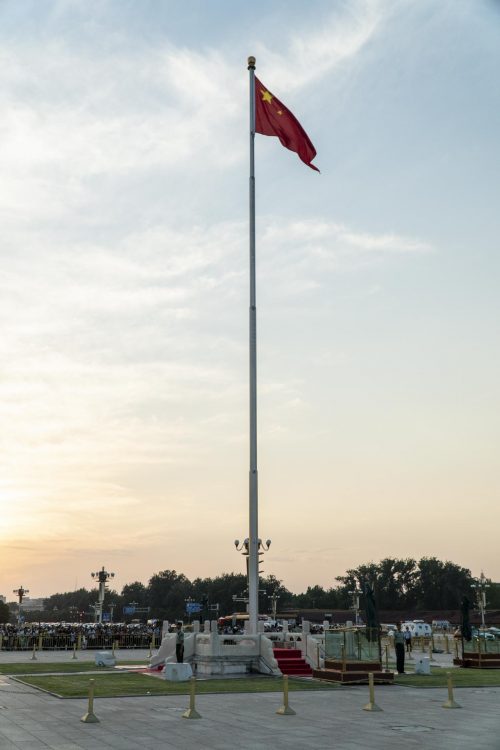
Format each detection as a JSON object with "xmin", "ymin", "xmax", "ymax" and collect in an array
[{"xmin": 1, "ymin": 654, "xmax": 499, "ymax": 750}]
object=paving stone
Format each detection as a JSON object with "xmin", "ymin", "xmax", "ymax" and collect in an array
[{"xmin": 0, "ymin": 650, "xmax": 499, "ymax": 749}]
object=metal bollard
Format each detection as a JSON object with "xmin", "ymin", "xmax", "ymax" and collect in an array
[
  {"xmin": 445, "ymin": 635, "xmax": 450, "ymax": 654},
  {"xmin": 442, "ymin": 671, "xmax": 461, "ymax": 709},
  {"xmin": 276, "ymin": 674, "xmax": 296, "ymax": 716},
  {"xmin": 384, "ymin": 644, "xmax": 389, "ymax": 671},
  {"xmin": 72, "ymin": 643, "xmax": 78, "ymax": 660},
  {"xmin": 428, "ymin": 642, "xmax": 435, "ymax": 662},
  {"xmin": 30, "ymin": 642, "xmax": 37, "ymax": 661},
  {"xmin": 363, "ymin": 672, "xmax": 382, "ymax": 712},
  {"xmin": 80, "ymin": 679, "xmax": 100, "ymax": 723},
  {"xmin": 182, "ymin": 677, "xmax": 201, "ymax": 719}
]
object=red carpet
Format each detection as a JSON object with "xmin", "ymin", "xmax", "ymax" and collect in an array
[{"xmin": 273, "ymin": 648, "xmax": 312, "ymax": 676}]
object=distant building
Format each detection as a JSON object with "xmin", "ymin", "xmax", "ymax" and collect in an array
[{"xmin": 20, "ymin": 598, "xmax": 46, "ymax": 611}]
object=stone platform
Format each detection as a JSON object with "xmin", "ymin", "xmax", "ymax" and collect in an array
[
  {"xmin": 455, "ymin": 653, "xmax": 500, "ymax": 669},
  {"xmin": 313, "ymin": 659, "xmax": 394, "ymax": 684}
]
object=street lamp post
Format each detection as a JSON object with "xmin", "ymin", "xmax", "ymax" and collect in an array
[
  {"xmin": 348, "ymin": 589, "xmax": 362, "ymax": 625},
  {"xmin": 235, "ymin": 538, "xmax": 271, "ymax": 624},
  {"xmin": 13, "ymin": 586, "xmax": 29, "ymax": 626},
  {"xmin": 471, "ymin": 571, "xmax": 490, "ymax": 629},
  {"xmin": 269, "ymin": 592, "xmax": 280, "ymax": 622},
  {"xmin": 90, "ymin": 567, "xmax": 115, "ymax": 624},
  {"xmin": 185, "ymin": 597, "xmax": 194, "ymax": 624}
]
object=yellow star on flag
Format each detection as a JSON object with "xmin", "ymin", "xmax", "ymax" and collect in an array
[{"xmin": 254, "ymin": 75, "xmax": 320, "ymax": 171}]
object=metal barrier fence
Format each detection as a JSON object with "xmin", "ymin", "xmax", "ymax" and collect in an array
[
  {"xmin": 463, "ymin": 636, "xmax": 500, "ymax": 655},
  {"xmin": 0, "ymin": 633, "xmax": 154, "ymax": 651},
  {"xmin": 381, "ymin": 633, "xmax": 455, "ymax": 655}
]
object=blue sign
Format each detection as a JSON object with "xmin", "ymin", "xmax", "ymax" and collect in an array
[
  {"xmin": 123, "ymin": 606, "xmax": 136, "ymax": 615},
  {"xmin": 102, "ymin": 612, "xmax": 111, "ymax": 622},
  {"xmin": 186, "ymin": 602, "xmax": 202, "ymax": 614}
]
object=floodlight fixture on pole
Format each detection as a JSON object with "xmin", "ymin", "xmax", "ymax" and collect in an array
[
  {"xmin": 349, "ymin": 588, "xmax": 362, "ymax": 625},
  {"xmin": 235, "ymin": 537, "xmax": 271, "ymax": 621},
  {"xmin": 13, "ymin": 586, "xmax": 29, "ymax": 625},
  {"xmin": 90, "ymin": 566, "xmax": 115, "ymax": 624},
  {"xmin": 235, "ymin": 538, "xmax": 271, "ymax": 552},
  {"xmin": 471, "ymin": 571, "xmax": 490, "ymax": 629},
  {"xmin": 13, "ymin": 586, "xmax": 29, "ymax": 604},
  {"xmin": 269, "ymin": 591, "xmax": 280, "ymax": 621}
]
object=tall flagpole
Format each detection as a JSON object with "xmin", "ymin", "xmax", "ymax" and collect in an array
[{"xmin": 247, "ymin": 55, "xmax": 258, "ymax": 635}]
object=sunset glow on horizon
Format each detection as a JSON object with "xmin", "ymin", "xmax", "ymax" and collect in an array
[{"xmin": 1, "ymin": 0, "xmax": 499, "ymax": 600}]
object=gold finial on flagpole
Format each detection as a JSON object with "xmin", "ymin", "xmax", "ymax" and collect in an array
[{"xmin": 248, "ymin": 56, "xmax": 256, "ymax": 70}]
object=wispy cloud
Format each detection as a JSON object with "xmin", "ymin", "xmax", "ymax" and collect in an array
[
  {"xmin": 256, "ymin": 0, "xmax": 386, "ymax": 92},
  {"xmin": 0, "ymin": 212, "xmax": 430, "ymax": 551},
  {"xmin": 0, "ymin": 1, "xmax": 448, "ymax": 596}
]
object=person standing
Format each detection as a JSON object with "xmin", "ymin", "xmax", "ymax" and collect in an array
[
  {"xmin": 404, "ymin": 625, "xmax": 412, "ymax": 654},
  {"xmin": 175, "ymin": 621, "xmax": 184, "ymax": 663},
  {"xmin": 394, "ymin": 622, "xmax": 405, "ymax": 674}
]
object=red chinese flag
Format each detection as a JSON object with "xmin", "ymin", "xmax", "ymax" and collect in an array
[{"xmin": 255, "ymin": 77, "xmax": 319, "ymax": 172}]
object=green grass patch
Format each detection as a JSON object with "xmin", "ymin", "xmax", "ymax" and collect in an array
[
  {"xmin": 15, "ymin": 673, "xmax": 338, "ymax": 698},
  {"xmin": 0, "ymin": 660, "xmax": 147, "ymax": 676},
  {"xmin": 394, "ymin": 668, "xmax": 500, "ymax": 688}
]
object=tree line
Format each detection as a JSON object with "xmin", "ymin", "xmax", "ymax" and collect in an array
[{"xmin": 9, "ymin": 557, "xmax": 499, "ymax": 624}]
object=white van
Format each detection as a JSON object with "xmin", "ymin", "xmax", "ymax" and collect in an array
[
  {"xmin": 405, "ymin": 620, "xmax": 432, "ymax": 637},
  {"xmin": 432, "ymin": 620, "xmax": 450, "ymax": 631}
]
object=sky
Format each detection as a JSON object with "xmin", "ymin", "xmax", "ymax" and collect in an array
[{"xmin": 1, "ymin": 0, "xmax": 499, "ymax": 600}]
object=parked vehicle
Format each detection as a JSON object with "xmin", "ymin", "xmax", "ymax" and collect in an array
[
  {"xmin": 487, "ymin": 627, "xmax": 500, "ymax": 638},
  {"xmin": 380, "ymin": 623, "xmax": 397, "ymax": 635},
  {"xmin": 472, "ymin": 628, "xmax": 495, "ymax": 641},
  {"xmin": 405, "ymin": 620, "xmax": 432, "ymax": 638},
  {"xmin": 431, "ymin": 620, "xmax": 450, "ymax": 630}
]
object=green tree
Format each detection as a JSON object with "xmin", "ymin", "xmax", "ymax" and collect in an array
[
  {"xmin": 148, "ymin": 570, "xmax": 192, "ymax": 621},
  {"xmin": 0, "ymin": 600, "xmax": 10, "ymax": 623},
  {"xmin": 335, "ymin": 562, "xmax": 380, "ymax": 608},
  {"xmin": 336, "ymin": 557, "xmax": 421, "ymax": 610},
  {"xmin": 294, "ymin": 585, "xmax": 339, "ymax": 609},
  {"xmin": 191, "ymin": 573, "xmax": 247, "ymax": 618},
  {"xmin": 260, "ymin": 575, "xmax": 294, "ymax": 613},
  {"xmin": 487, "ymin": 582, "xmax": 500, "ymax": 610},
  {"xmin": 43, "ymin": 589, "xmax": 95, "ymax": 621},
  {"xmin": 120, "ymin": 581, "xmax": 148, "ymax": 618},
  {"xmin": 415, "ymin": 558, "xmax": 473, "ymax": 609}
]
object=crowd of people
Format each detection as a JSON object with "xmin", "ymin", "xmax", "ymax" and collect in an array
[{"xmin": 0, "ymin": 622, "xmax": 162, "ymax": 650}]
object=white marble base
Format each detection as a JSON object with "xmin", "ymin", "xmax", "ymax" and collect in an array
[
  {"xmin": 163, "ymin": 662, "xmax": 193, "ymax": 681},
  {"xmin": 95, "ymin": 651, "xmax": 116, "ymax": 667},
  {"xmin": 414, "ymin": 656, "xmax": 431, "ymax": 675},
  {"xmin": 195, "ymin": 659, "xmax": 249, "ymax": 675}
]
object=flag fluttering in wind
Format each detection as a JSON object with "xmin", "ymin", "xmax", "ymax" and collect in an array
[{"xmin": 254, "ymin": 76, "xmax": 319, "ymax": 172}]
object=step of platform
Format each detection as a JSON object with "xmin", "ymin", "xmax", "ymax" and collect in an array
[
  {"xmin": 273, "ymin": 648, "xmax": 302, "ymax": 659},
  {"xmin": 273, "ymin": 648, "xmax": 312, "ymax": 676},
  {"xmin": 324, "ymin": 659, "xmax": 383, "ymax": 673},
  {"xmin": 312, "ymin": 668, "xmax": 394, "ymax": 684},
  {"xmin": 460, "ymin": 657, "xmax": 500, "ymax": 669}
]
